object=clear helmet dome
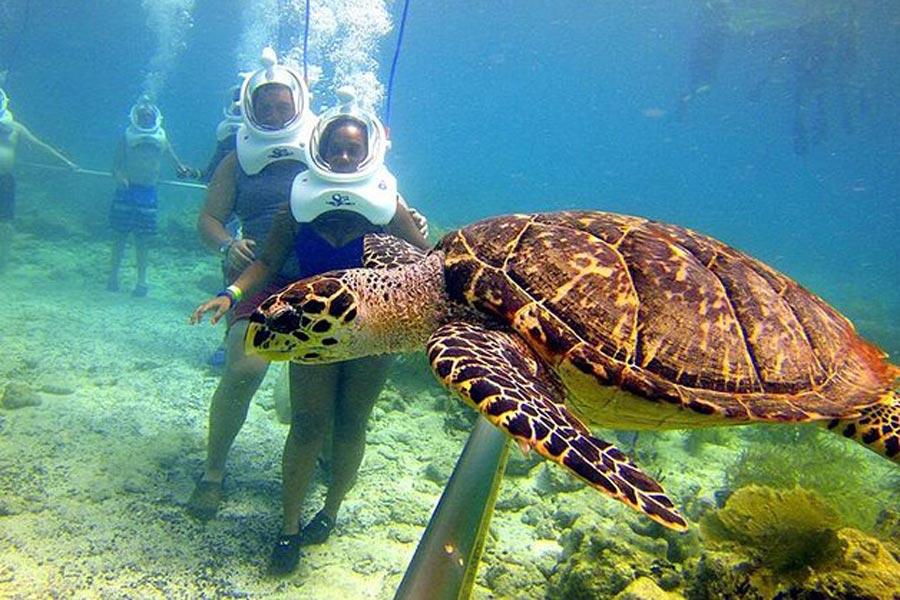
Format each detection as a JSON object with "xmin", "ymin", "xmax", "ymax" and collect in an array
[
  {"xmin": 307, "ymin": 86, "xmax": 388, "ymax": 183},
  {"xmin": 240, "ymin": 47, "xmax": 311, "ymax": 139},
  {"xmin": 129, "ymin": 96, "xmax": 162, "ymax": 133}
]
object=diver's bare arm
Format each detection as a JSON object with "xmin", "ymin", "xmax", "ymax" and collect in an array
[
  {"xmin": 18, "ymin": 124, "xmax": 77, "ymax": 168},
  {"xmin": 197, "ymin": 153, "xmax": 238, "ymax": 252},
  {"xmin": 390, "ymin": 200, "xmax": 431, "ymax": 249}
]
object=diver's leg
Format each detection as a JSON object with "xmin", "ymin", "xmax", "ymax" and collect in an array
[
  {"xmin": 133, "ymin": 233, "xmax": 149, "ymax": 294},
  {"xmin": 188, "ymin": 320, "xmax": 269, "ymax": 520},
  {"xmin": 107, "ymin": 190, "xmax": 130, "ymax": 291},
  {"xmin": 0, "ymin": 173, "xmax": 14, "ymax": 272},
  {"xmin": 202, "ymin": 320, "xmax": 269, "ymax": 482},
  {"xmin": 107, "ymin": 232, "xmax": 127, "ymax": 291},
  {"xmin": 280, "ymin": 362, "xmax": 338, "ymax": 535},
  {"xmin": 269, "ymin": 362, "xmax": 337, "ymax": 575},
  {"xmin": 321, "ymin": 356, "xmax": 391, "ymax": 521}
]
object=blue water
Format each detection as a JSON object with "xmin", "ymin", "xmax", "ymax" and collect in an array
[{"xmin": 5, "ymin": 2, "xmax": 896, "ymax": 357}]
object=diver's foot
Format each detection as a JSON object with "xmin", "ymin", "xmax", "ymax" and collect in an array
[
  {"xmin": 132, "ymin": 284, "xmax": 148, "ymax": 297},
  {"xmin": 186, "ymin": 479, "xmax": 223, "ymax": 521},
  {"xmin": 267, "ymin": 534, "xmax": 302, "ymax": 576},
  {"xmin": 298, "ymin": 510, "xmax": 335, "ymax": 546}
]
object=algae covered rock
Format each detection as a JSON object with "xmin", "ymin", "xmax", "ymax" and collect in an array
[
  {"xmin": 2, "ymin": 383, "xmax": 43, "ymax": 409},
  {"xmin": 545, "ymin": 513, "xmax": 684, "ymax": 599},
  {"xmin": 700, "ymin": 484, "xmax": 840, "ymax": 573},
  {"xmin": 614, "ymin": 576, "xmax": 686, "ymax": 600},
  {"xmin": 693, "ymin": 484, "xmax": 900, "ymax": 599}
]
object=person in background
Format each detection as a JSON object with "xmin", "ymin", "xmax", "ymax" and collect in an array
[
  {"xmin": 200, "ymin": 82, "xmax": 243, "ymax": 183},
  {"xmin": 191, "ymin": 91, "xmax": 430, "ymax": 576},
  {"xmin": 107, "ymin": 95, "xmax": 193, "ymax": 296},
  {"xmin": 0, "ymin": 86, "xmax": 78, "ymax": 271},
  {"xmin": 186, "ymin": 48, "xmax": 318, "ymax": 521}
]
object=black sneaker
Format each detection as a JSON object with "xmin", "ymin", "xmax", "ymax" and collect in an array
[
  {"xmin": 298, "ymin": 510, "xmax": 335, "ymax": 546},
  {"xmin": 268, "ymin": 534, "xmax": 302, "ymax": 576}
]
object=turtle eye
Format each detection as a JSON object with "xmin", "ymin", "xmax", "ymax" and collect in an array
[{"xmin": 268, "ymin": 307, "xmax": 301, "ymax": 334}]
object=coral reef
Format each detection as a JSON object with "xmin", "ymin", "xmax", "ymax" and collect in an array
[
  {"xmin": 693, "ymin": 484, "xmax": 900, "ymax": 599},
  {"xmin": 724, "ymin": 426, "xmax": 894, "ymax": 531}
]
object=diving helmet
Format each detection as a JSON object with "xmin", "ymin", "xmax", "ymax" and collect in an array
[
  {"xmin": 0, "ymin": 88, "xmax": 8, "ymax": 115},
  {"xmin": 306, "ymin": 86, "xmax": 389, "ymax": 184},
  {"xmin": 240, "ymin": 47, "xmax": 312, "ymax": 139},
  {"xmin": 291, "ymin": 86, "xmax": 397, "ymax": 225},
  {"xmin": 129, "ymin": 95, "xmax": 162, "ymax": 133}
]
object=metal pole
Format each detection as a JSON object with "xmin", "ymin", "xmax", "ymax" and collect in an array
[
  {"xmin": 394, "ymin": 419, "xmax": 509, "ymax": 600},
  {"xmin": 17, "ymin": 161, "xmax": 208, "ymax": 191}
]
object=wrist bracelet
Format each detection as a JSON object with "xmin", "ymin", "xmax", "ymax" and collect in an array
[{"xmin": 216, "ymin": 284, "xmax": 244, "ymax": 306}]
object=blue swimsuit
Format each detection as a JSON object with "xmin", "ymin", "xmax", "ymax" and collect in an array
[{"xmin": 293, "ymin": 223, "xmax": 383, "ymax": 279}]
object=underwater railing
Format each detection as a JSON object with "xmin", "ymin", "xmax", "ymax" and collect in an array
[{"xmin": 394, "ymin": 419, "xmax": 510, "ymax": 600}]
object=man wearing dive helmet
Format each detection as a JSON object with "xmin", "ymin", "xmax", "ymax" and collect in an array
[
  {"xmin": 0, "ymin": 87, "xmax": 78, "ymax": 271},
  {"xmin": 188, "ymin": 53, "xmax": 428, "ymax": 574},
  {"xmin": 107, "ymin": 96, "xmax": 193, "ymax": 296},
  {"xmin": 191, "ymin": 80, "xmax": 429, "ymax": 576}
]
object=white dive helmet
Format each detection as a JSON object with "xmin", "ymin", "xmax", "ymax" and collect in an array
[
  {"xmin": 129, "ymin": 95, "xmax": 162, "ymax": 133},
  {"xmin": 240, "ymin": 47, "xmax": 311, "ymax": 139},
  {"xmin": 307, "ymin": 86, "xmax": 389, "ymax": 183},
  {"xmin": 291, "ymin": 86, "xmax": 397, "ymax": 225},
  {"xmin": 0, "ymin": 88, "xmax": 8, "ymax": 116},
  {"xmin": 126, "ymin": 95, "xmax": 167, "ymax": 148},
  {"xmin": 236, "ymin": 47, "xmax": 315, "ymax": 174}
]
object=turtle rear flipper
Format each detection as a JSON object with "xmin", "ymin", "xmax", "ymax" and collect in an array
[
  {"xmin": 826, "ymin": 391, "xmax": 900, "ymax": 463},
  {"xmin": 427, "ymin": 321, "xmax": 688, "ymax": 531}
]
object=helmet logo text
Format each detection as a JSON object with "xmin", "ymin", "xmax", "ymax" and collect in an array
[
  {"xmin": 269, "ymin": 148, "xmax": 294, "ymax": 158},
  {"xmin": 327, "ymin": 194, "xmax": 355, "ymax": 208}
]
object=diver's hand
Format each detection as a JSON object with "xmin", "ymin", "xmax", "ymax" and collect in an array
[
  {"xmin": 190, "ymin": 296, "xmax": 232, "ymax": 326},
  {"xmin": 176, "ymin": 165, "xmax": 202, "ymax": 179},
  {"xmin": 227, "ymin": 238, "xmax": 257, "ymax": 271},
  {"xmin": 408, "ymin": 207, "xmax": 429, "ymax": 239}
]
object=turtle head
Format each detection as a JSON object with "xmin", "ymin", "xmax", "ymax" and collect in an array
[
  {"xmin": 246, "ymin": 255, "xmax": 449, "ymax": 362},
  {"xmin": 245, "ymin": 273, "xmax": 366, "ymax": 363}
]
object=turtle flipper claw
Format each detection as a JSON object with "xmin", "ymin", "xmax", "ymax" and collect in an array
[{"xmin": 427, "ymin": 321, "xmax": 688, "ymax": 531}]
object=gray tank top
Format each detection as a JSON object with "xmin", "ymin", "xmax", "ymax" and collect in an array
[{"xmin": 234, "ymin": 159, "xmax": 307, "ymax": 280}]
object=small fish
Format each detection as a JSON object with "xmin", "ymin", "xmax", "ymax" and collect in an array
[{"xmin": 641, "ymin": 107, "xmax": 667, "ymax": 119}]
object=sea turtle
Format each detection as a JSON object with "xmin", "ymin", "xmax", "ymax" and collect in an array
[{"xmin": 245, "ymin": 211, "xmax": 900, "ymax": 531}]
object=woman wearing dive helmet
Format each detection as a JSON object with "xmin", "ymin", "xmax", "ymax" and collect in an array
[
  {"xmin": 188, "ymin": 48, "xmax": 317, "ymax": 522},
  {"xmin": 192, "ymin": 83, "xmax": 429, "ymax": 575}
]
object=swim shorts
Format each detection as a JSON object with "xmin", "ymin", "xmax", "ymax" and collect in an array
[{"xmin": 109, "ymin": 185, "xmax": 158, "ymax": 235}]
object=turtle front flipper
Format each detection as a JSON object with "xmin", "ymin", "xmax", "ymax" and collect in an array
[
  {"xmin": 427, "ymin": 321, "xmax": 688, "ymax": 531},
  {"xmin": 825, "ymin": 391, "xmax": 900, "ymax": 463}
]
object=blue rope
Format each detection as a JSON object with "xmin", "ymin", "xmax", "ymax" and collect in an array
[
  {"xmin": 303, "ymin": 0, "xmax": 311, "ymax": 83},
  {"xmin": 385, "ymin": 0, "xmax": 411, "ymax": 127}
]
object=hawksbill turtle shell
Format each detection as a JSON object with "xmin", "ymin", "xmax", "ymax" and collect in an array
[{"xmin": 246, "ymin": 211, "xmax": 900, "ymax": 531}]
